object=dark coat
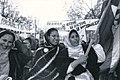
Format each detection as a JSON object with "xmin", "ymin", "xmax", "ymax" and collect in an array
[
  {"xmin": 8, "ymin": 40, "xmax": 32, "ymax": 80},
  {"xmin": 25, "ymin": 44, "xmax": 70, "ymax": 80}
]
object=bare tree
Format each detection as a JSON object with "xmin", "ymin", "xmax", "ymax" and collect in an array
[
  {"xmin": 0, "ymin": 0, "xmax": 39, "ymax": 34},
  {"xmin": 0, "ymin": 0, "xmax": 14, "ymax": 18},
  {"xmin": 65, "ymin": 0, "xmax": 103, "ymax": 20},
  {"xmin": 65, "ymin": 0, "xmax": 91, "ymax": 20},
  {"xmin": 84, "ymin": 0, "xmax": 104, "ymax": 19}
]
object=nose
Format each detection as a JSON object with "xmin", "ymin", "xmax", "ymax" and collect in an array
[
  {"xmin": 4, "ymin": 42, "xmax": 9, "ymax": 47},
  {"xmin": 74, "ymin": 37, "xmax": 78, "ymax": 40},
  {"xmin": 54, "ymin": 36, "xmax": 59, "ymax": 39}
]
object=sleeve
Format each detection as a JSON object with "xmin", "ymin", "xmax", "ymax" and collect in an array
[
  {"xmin": 67, "ymin": 64, "xmax": 74, "ymax": 74},
  {"xmin": 92, "ymin": 44, "xmax": 106, "ymax": 63},
  {"xmin": 70, "ymin": 63, "xmax": 86, "ymax": 76}
]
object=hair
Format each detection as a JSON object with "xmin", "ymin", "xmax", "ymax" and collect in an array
[
  {"xmin": 0, "ymin": 30, "xmax": 15, "ymax": 43},
  {"xmin": 69, "ymin": 29, "xmax": 79, "ymax": 39}
]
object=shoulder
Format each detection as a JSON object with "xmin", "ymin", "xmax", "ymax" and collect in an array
[
  {"xmin": 59, "ymin": 43, "xmax": 68, "ymax": 51},
  {"xmin": 35, "ymin": 47, "xmax": 45, "ymax": 56},
  {"xmin": 36, "ymin": 47, "xmax": 44, "ymax": 52},
  {"xmin": 59, "ymin": 43, "xmax": 66, "ymax": 48}
]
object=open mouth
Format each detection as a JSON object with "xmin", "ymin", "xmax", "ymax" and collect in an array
[{"xmin": 2, "ymin": 46, "xmax": 8, "ymax": 49}]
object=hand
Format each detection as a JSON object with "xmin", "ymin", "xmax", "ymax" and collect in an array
[
  {"xmin": 65, "ymin": 73, "xmax": 72, "ymax": 80},
  {"xmin": 77, "ymin": 55, "xmax": 87, "ymax": 64},
  {"xmin": 71, "ymin": 55, "xmax": 87, "ymax": 68}
]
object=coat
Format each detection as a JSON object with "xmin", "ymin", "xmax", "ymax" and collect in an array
[{"xmin": 25, "ymin": 44, "xmax": 70, "ymax": 80}]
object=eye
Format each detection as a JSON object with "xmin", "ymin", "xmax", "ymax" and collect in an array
[
  {"xmin": 3, "ymin": 39, "xmax": 7, "ymax": 42},
  {"xmin": 71, "ymin": 36, "xmax": 75, "ymax": 38},
  {"xmin": 8, "ymin": 41, "xmax": 13, "ymax": 44},
  {"xmin": 52, "ymin": 35, "xmax": 56, "ymax": 37},
  {"xmin": 51, "ymin": 35, "xmax": 59, "ymax": 38}
]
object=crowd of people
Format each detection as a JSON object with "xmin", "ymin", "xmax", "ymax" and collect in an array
[{"xmin": 0, "ymin": 28, "xmax": 119, "ymax": 80}]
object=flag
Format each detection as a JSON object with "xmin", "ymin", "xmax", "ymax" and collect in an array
[{"xmin": 98, "ymin": 0, "xmax": 120, "ymax": 73}]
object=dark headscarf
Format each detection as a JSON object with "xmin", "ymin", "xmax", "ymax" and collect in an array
[{"xmin": 44, "ymin": 28, "xmax": 59, "ymax": 47}]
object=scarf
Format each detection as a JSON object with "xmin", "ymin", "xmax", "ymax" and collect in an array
[
  {"xmin": 0, "ymin": 49, "xmax": 10, "ymax": 76},
  {"xmin": 64, "ymin": 35, "xmax": 84, "ymax": 60}
]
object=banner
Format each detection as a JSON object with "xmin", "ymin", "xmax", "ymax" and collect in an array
[
  {"xmin": 47, "ymin": 19, "xmax": 99, "ymax": 31},
  {"xmin": 46, "ymin": 19, "xmax": 99, "ymax": 42}
]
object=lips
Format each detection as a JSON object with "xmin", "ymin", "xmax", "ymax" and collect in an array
[
  {"xmin": 2, "ymin": 45, "xmax": 8, "ymax": 49},
  {"xmin": 74, "ymin": 41, "xmax": 78, "ymax": 44},
  {"xmin": 54, "ymin": 40, "xmax": 59, "ymax": 43},
  {"xmin": 2, "ymin": 46, "xmax": 7, "ymax": 49}
]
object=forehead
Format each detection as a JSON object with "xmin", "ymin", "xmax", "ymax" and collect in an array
[
  {"xmin": 23, "ymin": 39, "xmax": 30, "ymax": 43},
  {"xmin": 70, "ymin": 32, "xmax": 78, "ymax": 36},
  {"xmin": 50, "ymin": 30, "xmax": 58, "ymax": 35},
  {"xmin": 0, "ymin": 34, "xmax": 13, "ymax": 41}
]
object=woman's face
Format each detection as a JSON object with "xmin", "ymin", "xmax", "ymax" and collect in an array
[
  {"xmin": 23, "ymin": 40, "xmax": 31, "ymax": 49},
  {"xmin": 48, "ymin": 30, "xmax": 59, "ymax": 46},
  {"xmin": 0, "ymin": 34, "xmax": 14, "ymax": 50},
  {"xmin": 69, "ymin": 32, "xmax": 79, "ymax": 47}
]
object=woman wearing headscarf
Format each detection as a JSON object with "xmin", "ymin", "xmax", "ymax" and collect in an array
[
  {"xmin": 0, "ymin": 30, "xmax": 16, "ymax": 80},
  {"xmin": 25, "ymin": 28, "xmax": 69, "ymax": 80},
  {"xmin": 64, "ymin": 29, "xmax": 99, "ymax": 80}
]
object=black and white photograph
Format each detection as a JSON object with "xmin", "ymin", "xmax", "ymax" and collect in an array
[{"xmin": 0, "ymin": 0, "xmax": 120, "ymax": 80}]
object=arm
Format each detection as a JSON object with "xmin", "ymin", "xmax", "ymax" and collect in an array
[{"xmin": 67, "ymin": 56, "xmax": 87, "ymax": 75}]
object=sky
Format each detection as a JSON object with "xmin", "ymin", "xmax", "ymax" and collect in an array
[{"xmin": 12, "ymin": 0, "xmax": 97, "ymax": 28}]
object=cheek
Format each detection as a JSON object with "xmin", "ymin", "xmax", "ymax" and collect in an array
[
  {"xmin": 50, "ymin": 38, "xmax": 54, "ymax": 43},
  {"xmin": 8, "ymin": 43, "xmax": 13, "ymax": 47},
  {"xmin": 69, "ymin": 39, "xmax": 74, "ymax": 44},
  {"xmin": 0, "ymin": 39, "xmax": 4, "ymax": 44}
]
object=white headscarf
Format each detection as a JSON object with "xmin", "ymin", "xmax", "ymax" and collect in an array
[{"xmin": 64, "ymin": 30, "xmax": 84, "ymax": 59}]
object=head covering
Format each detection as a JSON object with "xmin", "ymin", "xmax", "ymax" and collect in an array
[
  {"xmin": 0, "ymin": 30, "xmax": 16, "ymax": 76},
  {"xmin": 0, "ymin": 30, "xmax": 16, "ymax": 43},
  {"xmin": 44, "ymin": 28, "xmax": 59, "ymax": 47},
  {"xmin": 64, "ymin": 29, "xmax": 84, "ymax": 59},
  {"xmin": 0, "ymin": 30, "xmax": 16, "ymax": 50}
]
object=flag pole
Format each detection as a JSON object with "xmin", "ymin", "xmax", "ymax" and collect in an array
[{"xmin": 85, "ymin": 0, "xmax": 112, "ymax": 56}]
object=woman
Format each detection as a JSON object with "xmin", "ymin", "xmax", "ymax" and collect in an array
[
  {"xmin": 9, "ymin": 36, "xmax": 32, "ymax": 80},
  {"xmin": 23, "ymin": 37, "xmax": 36, "ymax": 56},
  {"xmin": 0, "ymin": 30, "xmax": 15, "ymax": 80},
  {"xmin": 64, "ymin": 29, "xmax": 99, "ymax": 80},
  {"xmin": 25, "ymin": 28, "xmax": 69, "ymax": 80},
  {"xmin": 22, "ymin": 37, "xmax": 37, "ymax": 77}
]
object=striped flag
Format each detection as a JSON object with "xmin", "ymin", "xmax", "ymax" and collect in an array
[{"xmin": 98, "ymin": 0, "xmax": 120, "ymax": 74}]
